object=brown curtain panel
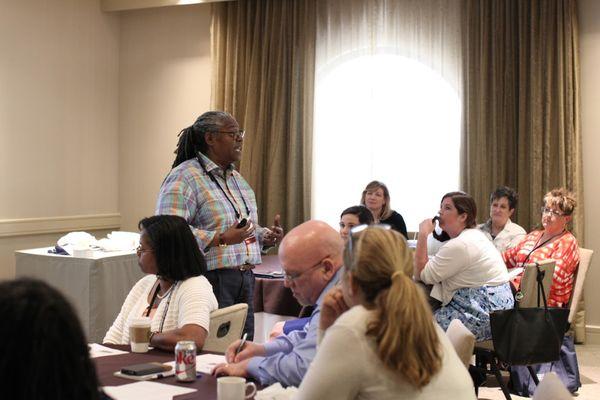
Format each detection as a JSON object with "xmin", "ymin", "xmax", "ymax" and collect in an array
[
  {"xmin": 211, "ymin": 0, "xmax": 317, "ymax": 232},
  {"xmin": 462, "ymin": 0, "xmax": 583, "ymax": 241}
]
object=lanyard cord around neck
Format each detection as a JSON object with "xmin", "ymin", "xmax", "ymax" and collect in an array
[
  {"xmin": 145, "ymin": 281, "xmax": 176, "ymax": 333},
  {"xmin": 521, "ymin": 230, "xmax": 566, "ymax": 267},
  {"xmin": 197, "ymin": 153, "xmax": 250, "ymax": 219}
]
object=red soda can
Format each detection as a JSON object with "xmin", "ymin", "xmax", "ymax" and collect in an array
[{"xmin": 175, "ymin": 340, "xmax": 197, "ymax": 382}]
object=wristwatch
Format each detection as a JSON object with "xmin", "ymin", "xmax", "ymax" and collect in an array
[{"xmin": 218, "ymin": 233, "xmax": 228, "ymax": 248}]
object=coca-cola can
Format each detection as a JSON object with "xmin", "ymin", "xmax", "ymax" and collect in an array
[{"xmin": 175, "ymin": 340, "xmax": 197, "ymax": 382}]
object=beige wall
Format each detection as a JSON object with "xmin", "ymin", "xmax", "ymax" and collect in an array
[
  {"xmin": 579, "ymin": 0, "xmax": 600, "ymax": 343},
  {"xmin": 118, "ymin": 4, "xmax": 212, "ymax": 232},
  {"xmin": 0, "ymin": 0, "xmax": 120, "ymax": 278},
  {"xmin": 0, "ymin": 2, "xmax": 211, "ymax": 278}
]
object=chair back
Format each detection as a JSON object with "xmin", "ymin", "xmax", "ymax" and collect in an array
[
  {"xmin": 568, "ymin": 248, "xmax": 594, "ymax": 323},
  {"xmin": 203, "ymin": 303, "xmax": 248, "ymax": 353},
  {"xmin": 532, "ymin": 372, "xmax": 571, "ymax": 400},
  {"xmin": 517, "ymin": 259, "xmax": 555, "ymax": 308},
  {"xmin": 446, "ymin": 319, "xmax": 475, "ymax": 368}
]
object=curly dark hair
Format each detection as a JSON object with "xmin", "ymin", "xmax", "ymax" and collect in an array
[
  {"xmin": 0, "ymin": 278, "xmax": 101, "ymax": 400},
  {"xmin": 490, "ymin": 186, "xmax": 519, "ymax": 210}
]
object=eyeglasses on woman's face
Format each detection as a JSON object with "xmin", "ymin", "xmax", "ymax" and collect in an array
[
  {"xmin": 217, "ymin": 129, "xmax": 245, "ymax": 140},
  {"xmin": 136, "ymin": 245, "xmax": 153, "ymax": 255},
  {"xmin": 540, "ymin": 206, "xmax": 564, "ymax": 217}
]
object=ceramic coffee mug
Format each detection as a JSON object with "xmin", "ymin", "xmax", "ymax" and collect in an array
[{"xmin": 217, "ymin": 376, "xmax": 257, "ymax": 400}]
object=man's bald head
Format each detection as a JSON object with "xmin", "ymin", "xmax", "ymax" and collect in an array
[
  {"xmin": 279, "ymin": 220, "xmax": 344, "ymax": 306},
  {"xmin": 280, "ymin": 220, "xmax": 344, "ymax": 266}
]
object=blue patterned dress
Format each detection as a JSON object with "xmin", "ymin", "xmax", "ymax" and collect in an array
[{"xmin": 435, "ymin": 282, "xmax": 514, "ymax": 341}]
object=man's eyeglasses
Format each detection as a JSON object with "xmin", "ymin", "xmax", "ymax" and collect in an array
[
  {"xmin": 347, "ymin": 224, "xmax": 391, "ymax": 269},
  {"xmin": 283, "ymin": 255, "xmax": 329, "ymax": 283},
  {"xmin": 540, "ymin": 207, "xmax": 564, "ymax": 217},
  {"xmin": 218, "ymin": 130, "xmax": 245, "ymax": 140},
  {"xmin": 136, "ymin": 245, "xmax": 153, "ymax": 255}
]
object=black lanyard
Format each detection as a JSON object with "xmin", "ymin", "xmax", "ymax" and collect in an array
[
  {"xmin": 197, "ymin": 153, "xmax": 250, "ymax": 219},
  {"xmin": 521, "ymin": 230, "xmax": 566, "ymax": 266},
  {"xmin": 144, "ymin": 281, "xmax": 176, "ymax": 333},
  {"xmin": 145, "ymin": 284, "xmax": 161, "ymax": 317}
]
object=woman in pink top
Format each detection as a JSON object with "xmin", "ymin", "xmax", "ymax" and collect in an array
[{"xmin": 503, "ymin": 188, "xmax": 580, "ymax": 307}]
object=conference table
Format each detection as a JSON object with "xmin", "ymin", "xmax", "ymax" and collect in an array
[
  {"xmin": 15, "ymin": 247, "xmax": 145, "ymax": 343},
  {"xmin": 15, "ymin": 249, "xmax": 301, "ymax": 344},
  {"xmin": 94, "ymin": 345, "xmax": 219, "ymax": 399}
]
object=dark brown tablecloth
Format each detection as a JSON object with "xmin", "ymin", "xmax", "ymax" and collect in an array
[
  {"xmin": 94, "ymin": 345, "xmax": 217, "ymax": 400},
  {"xmin": 253, "ymin": 255, "xmax": 302, "ymax": 316}
]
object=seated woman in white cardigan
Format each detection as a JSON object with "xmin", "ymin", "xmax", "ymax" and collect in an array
[
  {"xmin": 103, "ymin": 215, "xmax": 217, "ymax": 351},
  {"xmin": 296, "ymin": 226, "xmax": 475, "ymax": 400},
  {"xmin": 414, "ymin": 191, "xmax": 513, "ymax": 341}
]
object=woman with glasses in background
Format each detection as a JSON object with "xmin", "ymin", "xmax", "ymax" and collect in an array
[
  {"xmin": 360, "ymin": 181, "xmax": 408, "ymax": 239},
  {"xmin": 103, "ymin": 215, "xmax": 218, "ymax": 351},
  {"xmin": 296, "ymin": 226, "xmax": 475, "ymax": 400},
  {"xmin": 503, "ymin": 188, "xmax": 580, "ymax": 307},
  {"xmin": 414, "ymin": 192, "xmax": 513, "ymax": 341}
]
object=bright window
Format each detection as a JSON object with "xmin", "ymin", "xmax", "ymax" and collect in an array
[{"xmin": 312, "ymin": 54, "xmax": 461, "ymax": 232}]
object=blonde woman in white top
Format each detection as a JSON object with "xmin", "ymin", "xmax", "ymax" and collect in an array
[
  {"xmin": 104, "ymin": 215, "xmax": 217, "ymax": 351},
  {"xmin": 296, "ymin": 227, "xmax": 475, "ymax": 400}
]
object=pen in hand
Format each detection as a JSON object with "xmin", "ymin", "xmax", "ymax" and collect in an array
[{"xmin": 235, "ymin": 332, "xmax": 248, "ymax": 357}]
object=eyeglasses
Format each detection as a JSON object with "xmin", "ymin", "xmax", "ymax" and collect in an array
[
  {"xmin": 218, "ymin": 130, "xmax": 245, "ymax": 140},
  {"xmin": 136, "ymin": 245, "xmax": 153, "ymax": 254},
  {"xmin": 540, "ymin": 207, "xmax": 564, "ymax": 217},
  {"xmin": 283, "ymin": 255, "xmax": 329, "ymax": 283},
  {"xmin": 347, "ymin": 224, "xmax": 391, "ymax": 269}
]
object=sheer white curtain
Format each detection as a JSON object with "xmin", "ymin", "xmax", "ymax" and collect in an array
[{"xmin": 312, "ymin": 0, "xmax": 463, "ymax": 231}]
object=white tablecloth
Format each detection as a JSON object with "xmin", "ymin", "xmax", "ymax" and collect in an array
[{"xmin": 15, "ymin": 247, "xmax": 145, "ymax": 343}]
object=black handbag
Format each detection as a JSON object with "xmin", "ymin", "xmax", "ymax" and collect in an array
[{"xmin": 489, "ymin": 265, "xmax": 570, "ymax": 365}]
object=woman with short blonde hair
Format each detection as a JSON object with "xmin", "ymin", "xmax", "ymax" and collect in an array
[
  {"xmin": 296, "ymin": 227, "xmax": 475, "ymax": 400},
  {"xmin": 503, "ymin": 187, "xmax": 579, "ymax": 307}
]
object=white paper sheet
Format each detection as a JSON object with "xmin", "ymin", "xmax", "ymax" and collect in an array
[
  {"xmin": 255, "ymin": 383, "xmax": 298, "ymax": 400},
  {"xmin": 89, "ymin": 343, "xmax": 129, "ymax": 358},
  {"xmin": 164, "ymin": 353, "xmax": 226, "ymax": 374},
  {"xmin": 103, "ymin": 381, "xmax": 196, "ymax": 400}
]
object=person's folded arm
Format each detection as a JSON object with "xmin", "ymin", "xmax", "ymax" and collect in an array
[
  {"xmin": 296, "ymin": 324, "xmax": 362, "ymax": 399},
  {"xmin": 414, "ymin": 231, "xmax": 430, "ymax": 280},
  {"xmin": 502, "ymin": 238, "xmax": 522, "ymax": 269},
  {"xmin": 414, "ymin": 219, "xmax": 434, "ymax": 280},
  {"xmin": 155, "ymin": 177, "xmax": 217, "ymax": 250},
  {"xmin": 246, "ymin": 314, "xmax": 318, "ymax": 387},
  {"xmin": 420, "ymin": 241, "xmax": 468, "ymax": 285},
  {"xmin": 151, "ymin": 277, "xmax": 217, "ymax": 351},
  {"xmin": 103, "ymin": 277, "xmax": 152, "ymax": 344},
  {"xmin": 150, "ymin": 324, "xmax": 207, "ymax": 351}
]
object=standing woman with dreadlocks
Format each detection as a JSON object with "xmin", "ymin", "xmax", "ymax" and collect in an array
[{"xmin": 155, "ymin": 111, "xmax": 284, "ymax": 340}]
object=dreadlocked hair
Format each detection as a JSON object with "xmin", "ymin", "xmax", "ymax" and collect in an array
[
  {"xmin": 171, "ymin": 111, "xmax": 233, "ymax": 168},
  {"xmin": 344, "ymin": 228, "xmax": 443, "ymax": 389}
]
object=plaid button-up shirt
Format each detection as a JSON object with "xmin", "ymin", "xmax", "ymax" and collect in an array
[{"xmin": 155, "ymin": 153, "xmax": 265, "ymax": 270}]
